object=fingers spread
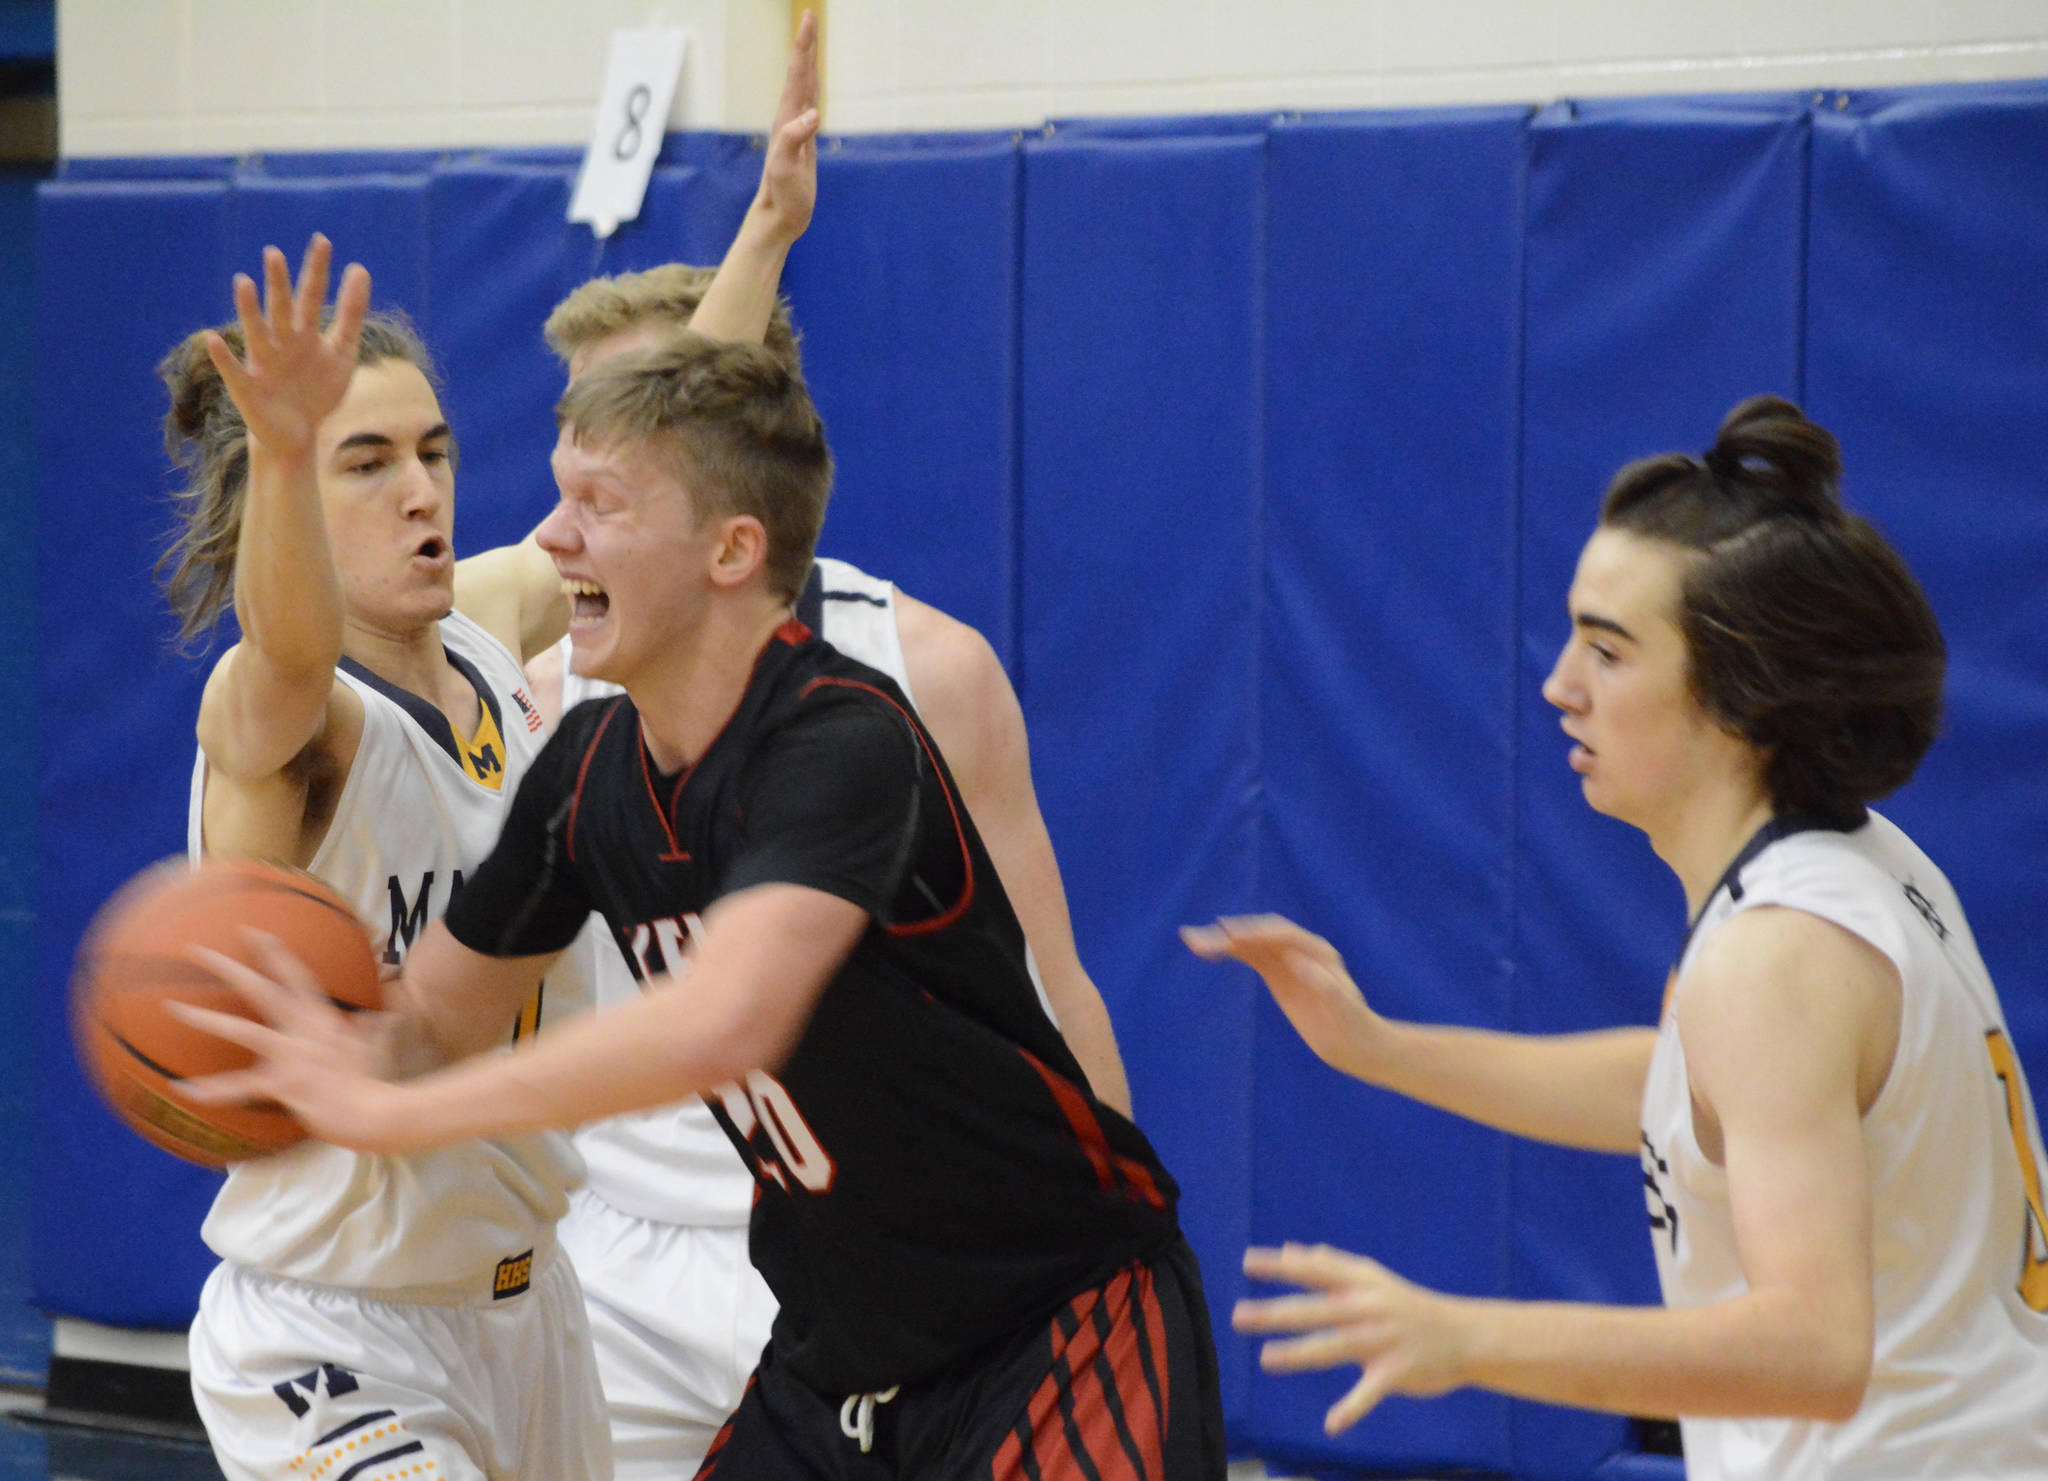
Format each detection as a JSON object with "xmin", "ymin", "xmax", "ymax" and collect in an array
[
  {"xmin": 1245, "ymin": 1241, "xmax": 1369, "ymax": 1288},
  {"xmin": 292, "ymin": 234, "xmax": 331, "ymax": 335},
  {"xmin": 188, "ymin": 943, "xmax": 296, "ymax": 1023},
  {"xmin": 166, "ymin": 1000, "xmax": 277, "ymax": 1055},
  {"xmin": 262, "ymin": 245, "xmax": 293, "ymax": 333},
  {"xmin": 1233, "ymin": 1290, "xmax": 1350, "ymax": 1334},
  {"xmin": 246, "ymin": 928, "xmax": 328, "ymax": 1002},
  {"xmin": 1259, "ymin": 1328, "xmax": 1369, "ymax": 1373},
  {"xmin": 1327, "ymin": 1367, "xmax": 1395, "ymax": 1434},
  {"xmin": 204, "ymin": 331, "xmax": 253, "ymax": 402},
  {"xmin": 329, "ymin": 262, "xmax": 372, "ymax": 358},
  {"xmin": 230, "ymin": 274, "xmax": 266, "ymax": 365}
]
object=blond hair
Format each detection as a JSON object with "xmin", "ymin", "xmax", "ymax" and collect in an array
[
  {"xmin": 543, "ymin": 263, "xmax": 803, "ymax": 374},
  {"xmin": 557, "ymin": 333, "xmax": 831, "ymax": 604}
]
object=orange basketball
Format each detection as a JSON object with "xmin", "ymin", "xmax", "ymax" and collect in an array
[{"xmin": 71, "ymin": 857, "xmax": 382, "ymax": 1168}]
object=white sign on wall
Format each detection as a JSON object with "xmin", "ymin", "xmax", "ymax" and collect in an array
[{"xmin": 569, "ymin": 27, "xmax": 691, "ymax": 239}]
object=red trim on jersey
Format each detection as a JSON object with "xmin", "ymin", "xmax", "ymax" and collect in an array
[
  {"xmin": 797, "ymin": 676, "xmax": 975, "ymax": 937},
  {"xmin": 1017, "ymin": 1048, "xmax": 1167, "ymax": 1211},
  {"xmin": 566, "ymin": 699, "xmax": 624, "ymax": 866},
  {"xmin": 635, "ymin": 632, "xmax": 805, "ymax": 862},
  {"xmin": 636, "ymin": 728, "xmax": 693, "ymax": 863}
]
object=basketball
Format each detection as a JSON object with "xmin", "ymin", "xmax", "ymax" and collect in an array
[{"xmin": 71, "ymin": 858, "xmax": 382, "ymax": 1169}]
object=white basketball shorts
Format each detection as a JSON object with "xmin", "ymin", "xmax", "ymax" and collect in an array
[
  {"xmin": 557, "ymin": 1186, "xmax": 776, "ymax": 1481},
  {"xmin": 190, "ymin": 1240, "xmax": 611, "ymax": 1481}
]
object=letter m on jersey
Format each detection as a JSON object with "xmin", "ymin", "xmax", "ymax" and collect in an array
[
  {"xmin": 383, "ymin": 869, "xmax": 464, "ymax": 965},
  {"xmin": 273, "ymin": 1363, "xmax": 359, "ymax": 1418}
]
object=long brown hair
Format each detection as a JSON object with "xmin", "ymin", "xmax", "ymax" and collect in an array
[
  {"xmin": 1600, "ymin": 395, "xmax": 1945, "ymax": 827},
  {"xmin": 156, "ymin": 311, "xmax": 438, "ymax": 646}
]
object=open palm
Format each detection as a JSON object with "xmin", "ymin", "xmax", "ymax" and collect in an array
[{"xmin": 205, "ymin": 234, "xmax": 371, "ymax": 456}]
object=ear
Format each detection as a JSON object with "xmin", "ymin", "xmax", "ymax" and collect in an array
[{"xmin": 708, "ymin": 515, "xmax": 769, "ymax": 590}]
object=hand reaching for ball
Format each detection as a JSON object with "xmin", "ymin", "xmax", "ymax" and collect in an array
[{"xmin": 173, "ymin": 930, "xmax": 413, "ymax": 1154}]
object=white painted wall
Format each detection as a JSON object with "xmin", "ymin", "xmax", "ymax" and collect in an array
[{"xmin": 58, "ymin": 0, "xmax": 2048, "ymax": 158}]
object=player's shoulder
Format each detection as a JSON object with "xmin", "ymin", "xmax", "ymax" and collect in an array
[
  {"xmin": 779, "ymin": 632, "xmax": 913, "ymax": 710},
  {"xmin": 890, "ymin": 589, "xmax": 1001, "ymax": 682},
  {"xmin": 1733, "ymin": 816, "xmax": 1921, "ymax": 931},
  {"xmin": 754, "ymin": 639, "xmax": 926, "ymax": 769}
]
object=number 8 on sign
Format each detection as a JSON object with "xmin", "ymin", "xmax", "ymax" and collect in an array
[
  {"xmin": 569, "ymin": 27, "xmax": 690, "ymax": 239},
  {"xmin": 613, "ymin": 84, "xmax": 651, "ymax": 161}
]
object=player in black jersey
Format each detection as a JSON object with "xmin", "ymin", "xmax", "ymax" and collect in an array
[{"xmin": 184, "ymin": 330, "xmax": 1225, "ymax": 1479}]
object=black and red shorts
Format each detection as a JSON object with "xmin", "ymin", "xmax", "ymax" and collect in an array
[{"xmin": 696, "ymin": 1235, "xmax": 1224, "ymax": 1480}]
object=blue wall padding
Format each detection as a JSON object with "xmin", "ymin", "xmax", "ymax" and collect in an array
[
  {"xmin": 227, "ymin": 177, "xmax": 432, "ymax": 324},
  {"xmin": 1248, "ymin": 108, "xmax": 1527, "ymax": 1475},
  {"xmin": 0, "ymin": 170, "xmax": 52, "ymax": 1382},
  {"xmin": 1804, "ymin": 91, "xmax": 2048, "ymax": 1075},
  {"xmin": 424, "ymin": 163, "xmax": 587, "ymax": 554},
  {"xmin": 787, "ymin": 138, "xmax": 1021, "ymax": 663},
  {"xmin": 30, "ymin": 81, "xmax": 2048, "ymax": 1479},
  {"xmin": 34, "ymin": 179, "xmax": 233, "ymax": 1325},
  {"xmin": 1507, "ymin": 98, "xmax": 1813, "ymax": 1478},
  {"xmin": 1018, "ymin": 129, "xmax": 1267, "ymax": 1424}
]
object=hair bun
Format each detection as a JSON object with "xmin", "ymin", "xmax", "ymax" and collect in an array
[
  {"xmin": 158, "ymin": 327, "xmax": 246, "ymax": 459},
  {"xmin": 1706, "ymin": 394, "xmax": 1843, "ymax": 519}
]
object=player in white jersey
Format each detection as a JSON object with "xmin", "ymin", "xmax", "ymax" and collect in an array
[
  {"xmin": 525, "ymin": 266, "xmax": 1132, "ymax": 1478},
  {"xmin": 154, "ymin": 28, "xmax": 823, "ymax": 1477},
  {"xmin": 160, "ymin": 241, "xmax": 608, "ymax": 1481},
  {"xmin": 1187, "ymin": 396, "xmax": 2048, "ymax": 1476}
]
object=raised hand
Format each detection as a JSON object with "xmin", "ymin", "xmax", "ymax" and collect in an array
[
  {"xmin": 1182, "ymin": 914, "xmax": 1383, "ymax": 1075},
  {"xmin": 171, "ymin": 930, "xmax": 412, "ymax": 1154},
  {"xmin": 1236, "ymin": 1242, "xmax": 1470, "ymax": 1434},
  {"xmin": 752, "ymin": 9, "xmax": 822, "ymax": 243},
  {"xmin": 205, "ymin": 234, "xmax": 371, "ymax": 458}
]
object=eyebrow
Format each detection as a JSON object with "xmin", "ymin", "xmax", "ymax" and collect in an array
[
  {"xmin": 332, "ymin": 422, "xmax": 454, "ymax": 455},
  {"xmin": 1572, "ymin": 614, "xmax": 1638, "ymax": 643},
  {"xmin": 1574, "ymin": 612, "xmax": 1638, "ymax": 643}
]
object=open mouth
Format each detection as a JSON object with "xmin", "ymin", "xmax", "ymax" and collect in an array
[
  {"xmin": 562, "ymin": 576, "xmax": 610, "ymax": 625},
  {"xmin": 413, "ymin": 535, "xmax": 449, "ymax": 564}
]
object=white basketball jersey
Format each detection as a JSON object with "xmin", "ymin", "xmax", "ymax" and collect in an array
[
  {"xmin": 1641, "ymin": 812, "xmax": 2048, "ymax": 1479},
  {"xmin": 192, "ymin": 610, "xmax": 588, "ymax": 1290},
  {"xmin": 566, "ymin": 558, "xmax": 915, "ymax": 1226}
]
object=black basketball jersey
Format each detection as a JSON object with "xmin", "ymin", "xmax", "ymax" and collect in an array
[{"xmin": 444, "ymin": 620, "xmax": 1182, "ymax": 1393}]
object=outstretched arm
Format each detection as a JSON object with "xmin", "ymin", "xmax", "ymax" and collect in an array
[
  {"xmin": 898, "ymin": 595, "xmax": 1133, "ymax": 1115},
  {"xmin": 687, "ymin": 9, "xmax": 820, "ymax": 344},
  {"xmin": 453, "ymin": 14, "xmax": 820, "ymax": 659},
  {"xmin": 1184, "ymin": 914, "xmax": 1652, "ymax": 1153},
  {"xmin": 1233, "ymin": 908, "xmax": 1886, "ymax": 1434},
  {"xmin": 179, "ymin": 882, "xmax": 867, "ymax": 1152},
  {"xmin": 194, "ymin": 238, "xmax": 373, "ymax": 861}
]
